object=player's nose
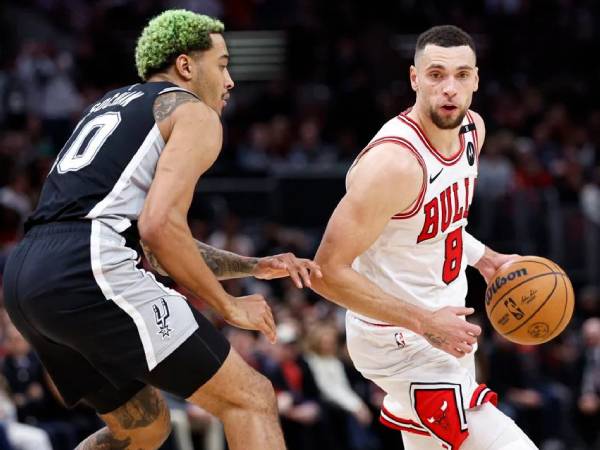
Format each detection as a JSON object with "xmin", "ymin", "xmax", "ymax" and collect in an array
[
  {"xmin": 442, "ymin": 79, "xmax": 458, "ymax": 96},
  {"xmin": 225, "ymin": 68, "xmax": 234, "ymax": 90}
]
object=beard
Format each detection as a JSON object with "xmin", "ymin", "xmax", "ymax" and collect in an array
[{"xmin": 429, "ymin": 105, "xmax": 467, "ymax": 130}]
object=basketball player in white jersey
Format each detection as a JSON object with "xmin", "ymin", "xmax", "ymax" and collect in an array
[{"xmin": 311, "ymin": 25, "xmax": 537, "ymax": 449}]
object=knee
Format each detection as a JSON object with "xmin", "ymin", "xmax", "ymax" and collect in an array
[
  {"xmin": 251, "ymin": 374, "xmax": 278, "ymax": 416},
  {"xmin": 228, "ymin": 372, "xmax": 277, "ymax": 417}
]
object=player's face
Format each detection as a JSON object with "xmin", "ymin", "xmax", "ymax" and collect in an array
[
  {"xmin": 411, "ymin": 44, "xmax": 478, "ymax": 130},
  {"xmin": 192, "ymin": 33, "xmax": 234, "ymax": 116}
]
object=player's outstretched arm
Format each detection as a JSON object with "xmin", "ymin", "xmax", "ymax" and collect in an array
[
  {"xmin": 139, "ymin": 92, "xmax": 276, "ymax": 342},
  {"xmin": 143, "ymin": 238, "xmax": 320, "ymax": 286},
  {"xmin": 310, "ymin": 143, "xmax": 480, "ymax": 357}
]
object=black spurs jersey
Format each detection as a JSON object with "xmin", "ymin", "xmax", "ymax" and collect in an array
[{"xmin": 26, "ymin": 81, "xmax": 193, "ymax": 234}]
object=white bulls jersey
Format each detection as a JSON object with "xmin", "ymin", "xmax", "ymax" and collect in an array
[{"xmin": 348, "ymin": 109, "xmax": 479, "ymax": 321}]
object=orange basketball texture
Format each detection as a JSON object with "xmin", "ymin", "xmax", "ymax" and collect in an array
[{"xmin": 484, "ymin": 256, "xmax": 574, "ymax": 345}]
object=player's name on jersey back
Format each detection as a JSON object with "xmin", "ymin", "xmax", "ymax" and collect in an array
[{"xmin": 90, "ymin": 90, "xmax": 145, "ymax": 113}]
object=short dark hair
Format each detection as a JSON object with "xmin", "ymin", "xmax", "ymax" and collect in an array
[{"xmin": 415, "ymin": 25, "xmax": 475, "ymax": 58}]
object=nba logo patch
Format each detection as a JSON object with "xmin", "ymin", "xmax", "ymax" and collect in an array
[{"xmin": 394, "ymin": 332, "xmax": 406, "ymax": 348}]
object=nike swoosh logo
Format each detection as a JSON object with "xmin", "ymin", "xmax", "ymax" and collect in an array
[{"xmin": 429, "ymin": 168, "xmax": 443, "ymax": 183}]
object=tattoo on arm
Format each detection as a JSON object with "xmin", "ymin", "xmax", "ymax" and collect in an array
[
  {"xmin": 153, "ymin": 90, "xmax": 200, "ymax": 123},
  {"xmin": 196, "ymin": 240, "xmax": 259, "ymax": 280},
  {"xmin": 141, "ymin": 239, "xmax": 259, "ymax": 280},
  {"xmin": 423, "ymin": 332, "xmax": 448, "ymax": 347}
]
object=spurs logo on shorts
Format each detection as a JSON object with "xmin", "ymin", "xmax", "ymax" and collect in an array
[{"xmin": 153, "ymin": 298, "xmax": 173, "ymax": 339}]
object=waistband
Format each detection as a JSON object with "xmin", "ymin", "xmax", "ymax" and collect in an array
[
  {"xmin": 25, "ymin": 221, "xmax": 91, "ymax": 237},
  {"xmin": 25, "ymin": 220, "xmax": 140, "ymax": 247},
  {"xmin": 348, "ymin": 311, "xmax": 395, "ymax": 327}
]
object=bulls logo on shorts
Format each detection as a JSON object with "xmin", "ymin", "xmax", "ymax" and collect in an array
[{"xmin": 410, "ymin": 382, "xmax": 468, "ymax": 450}]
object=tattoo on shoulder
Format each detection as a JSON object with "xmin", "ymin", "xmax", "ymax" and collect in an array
[{"xmin": 153, "ymin": 91, "xmax": 200, "ymax": 122}]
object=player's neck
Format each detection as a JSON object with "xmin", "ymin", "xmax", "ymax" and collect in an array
[
  {"xmin": 407, "ymin": 107, "xmax": 462, "ymax": 157},
  {"xmin": 147, "ymin": 73, "xmax": 193, "ymax": 94},
  {"xmin": 148, "ymin": 73, "xmax": 178, "ymax": 85}
]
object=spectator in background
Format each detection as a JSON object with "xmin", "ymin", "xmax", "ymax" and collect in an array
[
  {"xmin": 287, "ymin": 118, "xmax": 337, "ymax": 168},
  {"xmin": 577, "ymin": 286, "xmax": 600, "ymax": 323},
  {"xmin": 576, "ymin": 318, "xmax": 600, "ymax": 448},
  {"xmin": 208, "ymin": 213, "xmax": 255, "ymax": 257},
  {"xmin": 305, "ymin": 323, "xmax": 376, "ymax": 450},
  {"xmin": 486, "ymin": 333, "xmax": 572, "ymax": 449},
  {"xmin": 15, "ymin": 42, "xmax": 81, "ymax": 153},
  {"xmin": 262, "ymin": 321, "xmax": 326, "ymax": 450},
  {"xmin": 1, "ymin": 325, "xmax": 84, "ymax": 450},
  {"xmin": 0, "ymin": 374, "xmax": 52, "ymax": 450},
  {"xmin": 475, "ymin": 130, "xmax": 516, "ymax": 241},
  {"xmin": 0, "ymin": 205, "xmax": 21, "ymax": 275},
  {"xmin": 581, "ymin": 169, "xmax": 600, "ymax": 283},
  {"xmin": 0, "ymin": 168, "xmax": 32, "ymax": 224},
  {"xmin": 237, "ymin": 123, "xmax": 272, "ymax": 172}
]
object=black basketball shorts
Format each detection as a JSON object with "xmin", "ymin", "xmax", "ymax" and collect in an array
[{"xmin": 2, "ymin": 221, "xmax": 230, "ymax": 413}]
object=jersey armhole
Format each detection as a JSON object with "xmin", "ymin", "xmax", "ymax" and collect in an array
[
  {"xmin": 465, "ymin": 110, "xmax": 480, "ymax": 155},
  {"xmin": 349, "ymin": 137, "xmax": 427, "ymax": 220}
]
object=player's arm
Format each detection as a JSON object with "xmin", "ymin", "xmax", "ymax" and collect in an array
[
  {"xmin": 311, "ymin": 144, "xmax": 480, "ymax": 357},
  {"xmin": 142, "ymin": 239, "xmax": 258, "ymax": 279},
  {"xmin": 143, "ymin": 237, "xmax": 320, "ymax": 287},
  {"xmin": 138, "ymin": 92, "xmax": 275, "ymax": 341},
  {"xmin": 465, "ymin": 110, "xmax": 519, "ymax": 282}
]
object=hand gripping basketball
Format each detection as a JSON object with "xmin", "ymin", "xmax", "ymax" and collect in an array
[{"xmin": 422, "ymin": 307, "xmax": 481, "ymax": 357}]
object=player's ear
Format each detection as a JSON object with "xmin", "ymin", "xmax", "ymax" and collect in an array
[
  {"xmin": 174, "ymin": 54, "xmax": 194, "ymax": 81},
  {"xmin": 473, "ymin": 67, "xmax": 479, "ymax": 92},
  {"xmin": 409, "ymin": 66, "xmax": 418, "ymax": 92}
]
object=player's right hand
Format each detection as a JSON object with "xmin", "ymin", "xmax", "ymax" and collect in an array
[
  {"xmin": 224, "ymin": 294, "xmax": 277, "ymax": 344},
  {"xmin": 422, "ymin": 306, "xmax": 481, "ymax": 358}
]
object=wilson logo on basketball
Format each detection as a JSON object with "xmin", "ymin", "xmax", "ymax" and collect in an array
[{"xmin": 485, "ymin": 268, "xmax": 528, "ymax": 305}]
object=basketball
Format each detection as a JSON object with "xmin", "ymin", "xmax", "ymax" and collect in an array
[{"xmin": 484, "ymin": 256, "xmax": 574, "ymax": 345}]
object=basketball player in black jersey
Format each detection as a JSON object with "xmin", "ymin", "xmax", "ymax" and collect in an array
[{"xmin": 2, "ymin": 10, "xmax": 319, "ymax": 450}]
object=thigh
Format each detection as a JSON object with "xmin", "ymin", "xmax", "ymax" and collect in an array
[
  {"xmin": 462, "ymin": 403, "xmax": 538, "ymax": 450},
  {"xmin": 401, "ymin": 431, "xmax": 439, "ymax": 450},
  {"xmin": 141, "ymin": 308, "xmax": 231, "ymax": 399}
]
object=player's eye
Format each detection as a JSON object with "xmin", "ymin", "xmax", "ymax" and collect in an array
[
  {"xmin": 457, "ymin": 72, "xmax": 469, "ymax": 79},
  {"xmin": 429, "ymin": 72, "xmax": 442, "ymax": 80}
]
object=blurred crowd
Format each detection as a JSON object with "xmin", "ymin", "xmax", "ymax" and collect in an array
[{"xmin": 1, "ymin": 0, "xmax": 600, "ymax": 449}]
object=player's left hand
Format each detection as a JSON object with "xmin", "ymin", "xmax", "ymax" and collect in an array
[
  {"xmin": 474, "ymin": 249, "xmax": 520, "ymax": 284},
  {"xmin": 252, "ymin": 253, "xmax": 322, "ymax": 288}
]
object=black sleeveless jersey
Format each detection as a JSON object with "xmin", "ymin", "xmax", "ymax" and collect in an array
[{"xmin": 26, "ymin": 81, "xmax": 192, "ymax": 234}]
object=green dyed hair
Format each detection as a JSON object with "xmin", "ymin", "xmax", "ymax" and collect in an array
[{"xmin": 135, "ymin": 9, "xmax": 224, "ymax": 81}]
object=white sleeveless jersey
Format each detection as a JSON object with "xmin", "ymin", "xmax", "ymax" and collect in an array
[{"xmin": 348, "ymin": 110, "xmax": 479, "ymax": 321}]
